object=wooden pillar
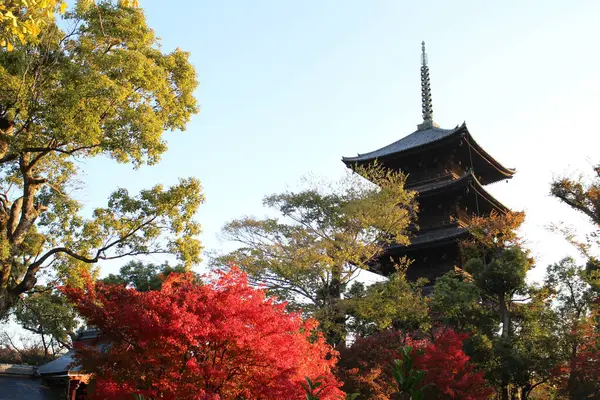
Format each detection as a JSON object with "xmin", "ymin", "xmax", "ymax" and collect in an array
[{"xmin": 67, "ymin": 379, "xmax": 80, "ymax": 400}]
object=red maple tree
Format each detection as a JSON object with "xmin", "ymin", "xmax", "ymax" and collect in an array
[
  {"xmin": 63, "ymin": 268, "xmax": 343, "ymax": 400},
  {"xmin": 337, "ymin": 329, "xmax": 492, "ymax": 400},
  {"xmin": 414, "ymin": 330, "xmax": 493, "ymax": 400}
]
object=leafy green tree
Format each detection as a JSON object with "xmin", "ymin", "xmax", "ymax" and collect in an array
[
  {"xmin": 15, "ymin": 287, "xmax": 79, "ymax": 356},
  {"xmin": 544, "ymin": 257, "xmax": 598, "ymax": 398},
  {"xmin": 429, "ymin": 212, "xmax": 564, "ymax": 399},
  {"xmin": 345, "ymin": 274, "xmax": 429, "ymax": 338},
  {"xmin": 0, "ymin": 1, "xmax": 201, "ymax": 317},
  {"xmin": 215, "ymin": 166, "xmax": 416, "ymax": 346},
  {"xmin": 102, "ymin": 261, "xmax": 192, "ymax": 292},
  {"xmin": 0, "ymin": 1, "xmax": 140, "ymax": 51}
]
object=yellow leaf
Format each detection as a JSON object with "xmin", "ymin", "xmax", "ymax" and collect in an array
[
  {"xmin": 6, "ymin": 42, "xmax": 14, "ymax": 51},
  {"xmin": 60, "ymin": 2, "xmax": 67, "ymax": 13}
]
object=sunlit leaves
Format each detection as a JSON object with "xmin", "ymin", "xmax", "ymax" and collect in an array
[
  {"xmin": 0, "ymin": 1, "xmax": 140, "ymax": 51},
  {"xmin": 0, "ymin": 0, "xmax": 200, "ymax": 316},
  {"xmin": 215, "ymin": 167, "xmax": 416, "ymax": 343}
]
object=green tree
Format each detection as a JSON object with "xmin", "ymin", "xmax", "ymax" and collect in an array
[
  {"xmin": 0, "ymin": 1, "xmax": 140, "ymax": 51},
  {"xmin": 15, "ymin": 287, "xmax": 78, "ymax": 356},
  {"xmin": 214, "ymin": 166, "xmax": 416, "ymax": 346},
  {"xmin": 544, "ymin": 257, "xmax": 598, "ymax": 398},
  {"xmin": 102, "ymin": 260, "xmax": 193, "ymax": 291},
  {"xmin": 345, "ymin": 274, "xmax": 429, "ymax": 338},
  {"xmin": 0, "ymin": 1, "xmax": 201, "ymax": 317},
  {"xmin": 430, "ymin": 212, "xmax": 564, "ymax": 399}
]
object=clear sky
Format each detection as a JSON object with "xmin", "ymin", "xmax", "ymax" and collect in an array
[{"xmin": 78, "ymin": 0, "xmax": 600, "ymax": 282}]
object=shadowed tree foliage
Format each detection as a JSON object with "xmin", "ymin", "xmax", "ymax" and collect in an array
[
  {"xmin": 214, "ymin": 166, "xmax": 416, "ymax": 346},
  {"xmin": 15, "ymin": 287, "xmax": 79, "ymax": 356},
  {"xmin": 102, "ymin": 260, "xmax": 194, "ymax": 291},
  {"xmin": 0, "ymin": 1, "xmax": 201, "ymax": 317}
]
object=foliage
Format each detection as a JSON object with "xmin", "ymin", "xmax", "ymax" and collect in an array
[
  {"xmin": 551, "ymin": 164, "xmax": 600, "ymax": 227},
  {"xmin": 15, "ymin": 287, "xmax": 79, "ymax": 355},
  {"xmin": 102, "ymin": 260, "xmax": 193, "ymax": 291},
  {"xmin": 62, "ymin": 268, "xmax": 343, "ymax": 400},
  {"xmin": 345, "ymin": 274, "xmax": 429, "ymax": 338},
  {"xmin": 0, "ymin": 0, "xmax": 201, "ymax": 316},
  {"xmin": 465, "ymin": 247, "xmax": 531, "ymax": 298},
  {"xmin": 415, "ymin": 330, "xmax": 493, "ymax": 400},
  {"xmin": 0, "ymin": 1, "xmax": 140, "ymax": 51},
  {"xmin": 215, "ymin": 165, "xmax": 416, "ymax": 345},
  {"xmin": 549, "ymin": 303, "xmax": 600, "ymax": 399},
  {"xmin": 336, "ymin": 328, "xmax": 491, "ymax": 400},
  {"xmin": 390, "ymin": 346, "xmax": 426, "ymax": 400},
  {"xmin": 429, "ymin": 272, "xmax": 495, "ymax": 334},
  {"xmin": 0, "ymin": 335, "xmax": 57, "ymax": 365},
  {"xmin": 461, "ymin": 210, "xmax": 525, "ymax": 261}
]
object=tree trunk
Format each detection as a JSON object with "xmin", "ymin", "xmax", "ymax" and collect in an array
[
  {"xmin": 0, "ymin": 288, "xmax": 18, "ymax": 320},
  {"xmin": 499, "ymin": 292, "xmax": 510, "ymax": 400},
  {"xmin": 324, "ymin": 265, "xmax": 346, "ymax": 348},
  {"xmin": 567, "ymin": 341, "xmax": 578, "ymax": 399}
]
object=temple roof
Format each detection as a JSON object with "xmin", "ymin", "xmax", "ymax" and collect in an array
[
  {"xmin": 386, "ymin": 225, "xmax": 468, "ymax": 252},
  {"xmin": 342, "ymin": 122, "xmax": 515, "ymax": 182},
  {"xmin": 413, "ymin": 172, "xmax": 509, "ymax": 213},
  {"xmin": 342, "ymin": 125, "xmax": 460, "ymax": 163}
]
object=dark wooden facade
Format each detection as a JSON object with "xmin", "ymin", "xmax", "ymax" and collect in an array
[{"xmin": 342, "ymin": 122, "xmax": 515, "ymax": 285}]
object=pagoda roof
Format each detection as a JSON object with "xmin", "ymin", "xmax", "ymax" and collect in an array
[
  {"xmin": 386, "ymin": 225, "xmax": 468, "ymax": 252},
  {"xmin": 342, "ymin": 122, "xmax": 515, "ymax": 180},
  {"xmin": 414, "ymin": 172, "xmax": 509, "ymax": 213},
  {"xmin": 343, "ymin": 125, "xmax": 460, "ymax": 163}
]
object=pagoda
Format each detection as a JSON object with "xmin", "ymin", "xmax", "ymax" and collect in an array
[{"xmin": 342, "ymin": 42, "xmax": 515, "ymax": 285}]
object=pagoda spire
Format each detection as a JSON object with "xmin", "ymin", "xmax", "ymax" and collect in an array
[{"xmin": 418, "ymin": 41, "xmax": 439, "ymax": 130}]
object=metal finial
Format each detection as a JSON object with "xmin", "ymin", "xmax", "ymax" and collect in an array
[{"xmin": 420, "ymin": 41, "xmax": 433, "ymax": 123}]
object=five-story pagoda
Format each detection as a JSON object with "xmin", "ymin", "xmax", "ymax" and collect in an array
[{"xmin": 342, "ymin": 42, "xmax": 515, "ymax": 285}]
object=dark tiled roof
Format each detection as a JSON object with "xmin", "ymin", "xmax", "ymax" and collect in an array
[
  {"xmin": 386, "ymin": 226, "xmax": 468, "ymax": 252},
  {"xmin": 37, "ymin": 350, "xmax": 78, "ymax": 376},
  {"xmin": 342, "ymin": 125, "xmax": 461, "ymax": 163}
]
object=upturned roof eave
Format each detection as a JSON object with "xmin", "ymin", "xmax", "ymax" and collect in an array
[
  {"xmin": 341, "ymin": 123, "xmax": 465, "ymax": 165},
  {"xmin": 342, "ymin": 123, "xmax": 515, "ymax": 181},
  {"xmin": 462, "ymin": 125, "xmax": 515, "ymax": 178},
  {"xmin": 414, "ymin": 171, "xmax": 510, "ymax": 213}
]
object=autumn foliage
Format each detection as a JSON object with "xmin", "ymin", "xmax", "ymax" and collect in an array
[
  {"xmin": 550, "ymin": 300, "xmax": 600, "ymax": 398},
  {"xmin": 62, "ymin": 269, "xmax": 343, "ymax": 400},
  {"xmin": 337, "ymin": 329, "xmax": 492, "ymax": 400}
]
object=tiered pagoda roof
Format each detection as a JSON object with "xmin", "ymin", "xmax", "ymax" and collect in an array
[
  {"xmin": 342, "ymin": 122, "xmax": 515, "ymax": 185},
  {"xmin": 341, "ymin": 42, "xmax": 515, "ymax": 278}
]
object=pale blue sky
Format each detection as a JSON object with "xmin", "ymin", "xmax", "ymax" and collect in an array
[{"xmin": 80, "ymin": 0, "xmax": 600, "ymax": 281}]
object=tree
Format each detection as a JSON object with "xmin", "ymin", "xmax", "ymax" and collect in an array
[
  {"xmin": 549, "ymin": 300, "xmax": 600, "ymax": 399},
  {"xmin": 345, "ymin": 273, "xmax": 429, "ymax": 339},
  {"xmin": 0, "ymin": 331, "xmax": 57, "ymax": 365},
  {"xmin": 551, "ymin": 165, "xmax": 600, "ymax": 228},
  {"xmin": 446, "ymin": 212, "xmax": 564, "ymax": 399},
  {"xmin": 543, "ymin": 258, "xmax": 600, "ymax": 398},
  {"xmin": 62, "ymin": 268, "xmax": 344, "ymax": 400},
  {"xmin": 102, "ymin": 260, "xmax": 191, "ymax": 291},
  {"xmin": 215, "ymin": 166, "xmax": 416, "ymax": 346},
  {"xmin": 0, "ymin": 1, "xmax": 201, "ymax": 317},
  {"xmin": 15, "ymin": 287, "xmax": 79, "ymax": 356},
  {"xmin": 336, "ymin": 328, "xmax": 492, "ymax": 400},
  {"xmin": 0, "ymin": 1, "xmax": 140, "ymax": 51}
]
